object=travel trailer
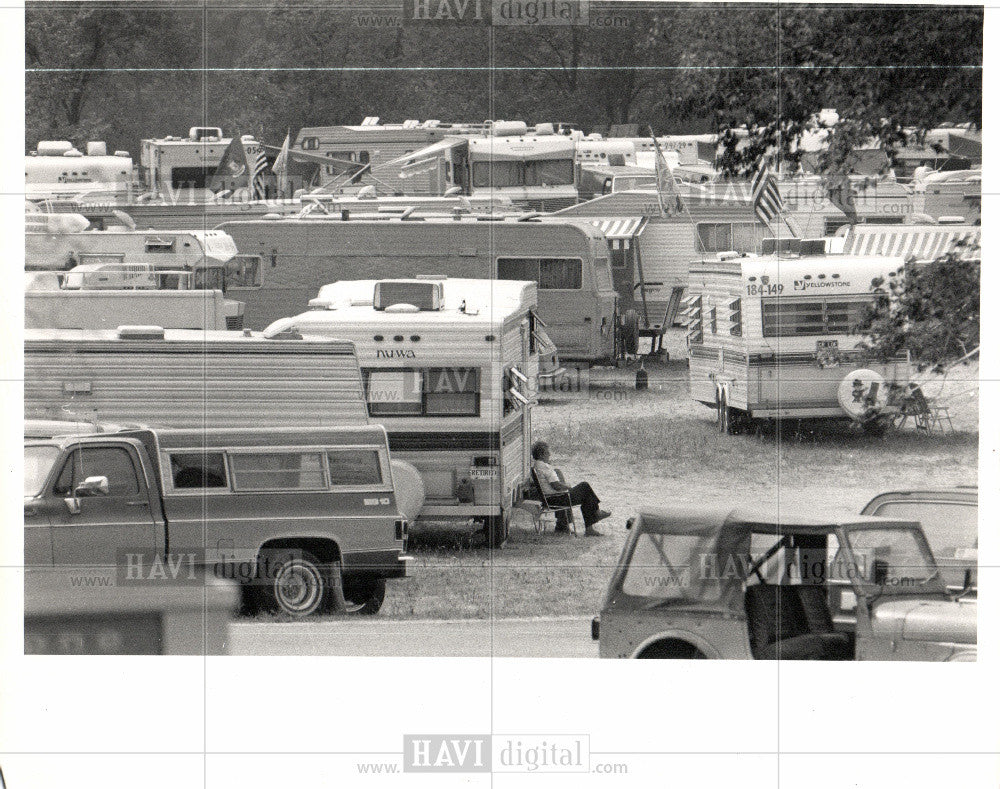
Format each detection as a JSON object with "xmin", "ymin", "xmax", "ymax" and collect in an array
[
  {"xmin": 25, "ymin": 140, "xmax": 134, "ymax": 202},
  {"xmin": 684, "ymin": 254, "xmax": 911, "ymax": 431},
  {"xmin": 557, "ymin": 188, "xmax": 798, "ymax": 338},
  {"xmin": 217, "ymin": 216, "xmax": 618, "ymax": 362},
  {"xmin": 138, "ymin": 126, "xmax": 233, "ymax": 197},
  {"xmin": 24, "ymin": 326, "xmax": 370, "ymax": 430},
  {"xmin": 24, "ymin": 271, "xmax": 242, "ymax": 330},
  {"xmin": 264, "ymin": 278, "xmax": 546, "ymax": 545}
]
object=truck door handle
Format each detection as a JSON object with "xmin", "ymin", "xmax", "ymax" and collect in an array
[
  {"xmin": 583, "ymin": 317, "xmax": 591, "ymax": 322},
  {"xmin": 126, "ymin": 500, "xmax": 149, "ymax": 507}
]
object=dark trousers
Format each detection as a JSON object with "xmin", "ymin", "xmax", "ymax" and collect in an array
[{"xmin": 555, "ymin": 481, "xmax": 601, "ymax": 529}]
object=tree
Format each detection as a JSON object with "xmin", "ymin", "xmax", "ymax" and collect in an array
[{"xmin": 855, "ymin": 243, "xmax": 981, "ymax": 372}]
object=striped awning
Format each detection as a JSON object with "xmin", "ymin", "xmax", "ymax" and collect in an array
[
  {"xmin": 590, "ymin": 217, "xmax": 647, "ymax": 240},
  {"xmin": 845, "ymin": 226, "xmax": 981, "ymax": 260}
]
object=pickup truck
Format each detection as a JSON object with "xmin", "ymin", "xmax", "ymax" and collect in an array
[{"xmin": 25, "ymin": 424, "xmax": 410, "ymax": 617}]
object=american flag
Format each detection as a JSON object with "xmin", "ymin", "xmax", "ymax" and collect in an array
[
  {"xmin": 649, "ymin": 128, "xmax": 683, "ymax": 217},
  {"xmin": 245, "ymin": 140, "xmax": 269, "ymax": 200},
  {"xmin": 751, "ymin": 161, "xmax": 782, "ymax": 224}
]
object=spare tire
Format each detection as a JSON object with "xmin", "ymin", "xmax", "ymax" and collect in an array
[
  {"xmin": 837, "ymin": 369, "xmax": 889, "ymax": 421},
  {"xmin": 390, "ymin": 459, "xmax": 425, "ymax": 523}
]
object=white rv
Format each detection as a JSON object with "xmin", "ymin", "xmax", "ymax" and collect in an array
[
  {"xmin": 684, "ymin": 254, "xmax": 911, "ymax": 431},
  {"xmin": 24, "ymin": 326, "xmax": 370, "ymax": 430},
  {"xmin": 264, "ymin": 278, "xmax": 546, "ymax": 546},
  {"xmin": 25, "ymin": 140, "xmax": 135, "ymax": 201},
  {"xmin": 24, "ymin": 271, "xmax": 240, "ymax": 331}
]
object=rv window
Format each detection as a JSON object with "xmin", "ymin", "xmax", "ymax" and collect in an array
[
  {"xmin": 226, "ymin": 255, "xmax": 262, "ymax": 288},
  {"xmin": 425, "ymin": 367, "xmax": 480, "ymax": 416},
  {"xmin": 230, "ymin": 452, "xmax": 326, "ymax": 491},
  {"xmin": 327, "ymin": 449, "xmax": 383, "ymax": 486},
  {"xmin": 524, "ymin": 159, "xmax": 574, "ymax": 186},
  {"xmin": 170, "ymin": 452, "xmax": 227, "ymax": 489},
  {"xmin": 193, "ymin": 267, "xmax": 226, "ymax": 292},
  {"xmin": 473, "ymin": 161, "xmax": 520, "ymax": 188},
  {"xmin": 54, "ymin": 447, "xmax": 141, "ymax": 498},
  {"xmin": 497, "ymin": 257, "xmax": 538, "ymax": 282},
  {"xmin": 366, "ymin": 370, "xmax": 423, "ymax": 416},
  {"xmin": 762, "ymin": 299, "xmax": 871, "ymax": 337},
  {"xmin": 698, "ymin": 222, "xmax": 763, "ymax": 254},
  {"xmin": 302, "ymin": 137, "xmax": 319, "ymax": 150},
  {"xmin": 538, "ymin": 258, "xmax": 582, "ymax": 290},
  {"xmin": 358, "ymin": 150, "xmax": 370, "ymax": 164}
]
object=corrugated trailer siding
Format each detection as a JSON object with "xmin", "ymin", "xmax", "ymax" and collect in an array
[
  {"xmin": 687, "ymin": 265, "xmax": 748, "ymax": 407},
  {"xmin": 24, "ymin": 340, "xmax": 368, "ymax": 429}
]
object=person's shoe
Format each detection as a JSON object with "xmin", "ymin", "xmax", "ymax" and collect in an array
[
  {"xmin": 553, "ymin": 526, "xmax": 571, "ymax": 534},
  {"xmin": 584, "ymin": 526, "xmax": 604, "ymax": 537},
  {"xmin": 594, "ymin": 509, "xmax": 611, "ymax": 523}
]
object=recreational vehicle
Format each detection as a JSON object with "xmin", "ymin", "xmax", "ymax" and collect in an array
[
  {"xmin": 26, "ymin": 140, "xmax": 134, "ymax": 202},
  {"xmin": 264, "ymin": 278, "xmax": 545, "ymax": 546},
  {"xmin": 24, "ymin": 326, "xmax": 370, "ymax": 430},
  {"xmin": 24, "ymin": 269, "xmax": 243, "ymax": 330},
  {"xmin": 684, "ymin": 254, "xmax": 911, "ymax": 431},
  {"xmin": 217, "ymin": 216, "xmax": 618, "ymax": 362}
]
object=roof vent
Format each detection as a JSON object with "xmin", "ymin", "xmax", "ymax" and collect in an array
[
  {"xmin": 373, "ymin": 281, "xmax": 443, "ymax": 311},
  {"xmin": 118, "ymin": 325, "xmax": 165, "ymax": 340}
]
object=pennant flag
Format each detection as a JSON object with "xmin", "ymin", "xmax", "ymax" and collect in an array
[
  {"xmin": 650, "ymin": 128, "xmax": 683, "ymax": 217},
  {"xmin": 751, "ymin": 161, "xmax": 783, "ymax": 224},
  {"xmin": 272, "ymin": 130, "xmax": 291, "ymax": 196}
]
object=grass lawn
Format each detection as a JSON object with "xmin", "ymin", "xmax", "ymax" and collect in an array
[{"xmin": 383, "ymin": 332, "xmax": 980, "ymax": 619}]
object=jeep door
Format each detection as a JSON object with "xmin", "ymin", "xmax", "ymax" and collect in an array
[{"xmin": 49, "ymin": 442, "xmax": 159, "ymax": 566}]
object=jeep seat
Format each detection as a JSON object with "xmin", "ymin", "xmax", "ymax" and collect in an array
[{"xmin": 745, "ymin": 584, "xmax": 847, "ymax": 661}]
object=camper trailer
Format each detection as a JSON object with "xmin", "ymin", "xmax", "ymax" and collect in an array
[
  {"xmin": 217, "ymin": 216, "xmax": 618, "ymax": 362},
  {"xmin": 24, "ymin": 326, "xmax": 370, "ymax": 430},
  {"xmin": 684, "ymin": 254, "xmax": 911, "ymax": 431},
  {"xmin": 264, "ymin": 279, "xmax": 545, "ymax": 546},
  {"xmin": 26, "ymin": 140, "xmax": 135, "ymax": 202}
]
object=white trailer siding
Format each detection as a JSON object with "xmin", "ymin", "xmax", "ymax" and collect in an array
[
  {"xmin": 24, "ymin": 330, "xmax": 368, "ymax": 429},
  {"xmin": 25, "ymin": 289, "xmax": 233, "ymax": 330}
]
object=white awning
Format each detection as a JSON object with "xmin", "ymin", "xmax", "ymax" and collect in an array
[
  {"xmin": 845, "ymin": 226, "xmax": 980, "ymax": 260},
  {"xmin": 589, "ymin": 216, "xmax": 647, "ymax": 242}
]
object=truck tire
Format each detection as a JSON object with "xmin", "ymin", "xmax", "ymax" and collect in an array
[
  {"xmin": 342, "ymin": 575, "xmax": 386, "ymax": 616},
  {"xmin": 620, "ymin": 309, "xmax": 640, "ymax": 356},
  {"xmin": 262, "ymin": 550, "xmax": 334, "ymax": 617}
]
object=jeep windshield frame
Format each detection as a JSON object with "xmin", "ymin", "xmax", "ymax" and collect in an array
[{"xmin": 839, "ymin": 523, "xmax": 947, "ymax": 598}]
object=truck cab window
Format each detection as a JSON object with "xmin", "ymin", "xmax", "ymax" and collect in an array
[
  {"xmin": 327, "ymin": 450, "xmax": 383, "ymax": 486},
  {"xmin": 170, "ymin": 452, "xmax": 228, "ymax": 489},
  {"xmin": 53, "ymin": 447, "xmax": 141, "ymax": 497}
]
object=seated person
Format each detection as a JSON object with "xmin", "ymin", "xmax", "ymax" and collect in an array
[{"xmin": 531, "ymin": 440, "xmax": 610, "ymax": 536}]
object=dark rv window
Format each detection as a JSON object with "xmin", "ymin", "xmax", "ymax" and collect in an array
[
  {"xmin": 327, "ymin": 450, "xmax": 382, "ymax": 486},
  {"xmin": 697, "ymin": 222, "xmax": 763, "ymax": 253},
  {"xmin": 170, "ymin": 453, "xmax": 227, "ymax": 489},
  {"xmin": 230, "ymin": 452, "xmax": 326, "ymax": 491},
  {"xmin": 524, "ymin": 159, "xmax": 574, "ymax": 186},
  {"xmin": 364, "ymin": 368, "xmax": 480, "ymax": 417},
  {"xmin": 226, "ymin": 255, "xmax": 262, "ymax": 288},
  {"xmin": 761, "ymin": 299, "xmax": 871, "ymax": 337},
  {"xmin": 424, "ymin": 367, "xmax": 480, "ymax": 416},
  {"xmin": 54, "ymin": 447, "xmax": 140, "ymax": 497},
  {"xmin": 193, "ymin": 267, "xmax": 226, "ymax": 292},
  {"xmin": 498, "ymin": 257, "xmax": 582, "ymax": 290}
]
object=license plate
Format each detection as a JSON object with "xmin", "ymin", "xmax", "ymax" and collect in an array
[
  {"xmin": 817, "ymin": 340, "xmax": 839, "ymax": 352},
  {"xmin": 469, "ymin": 467, "xmax": 498, "ymax": 479}
]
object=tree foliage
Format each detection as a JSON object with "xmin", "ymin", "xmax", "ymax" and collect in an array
[
  {"xmin": 855, "ymin": 245, "xmax": 981, "ymax": 372},
  {"xmin": 25, "ymin": 2, "xmax": 981, "ymax": 161}
]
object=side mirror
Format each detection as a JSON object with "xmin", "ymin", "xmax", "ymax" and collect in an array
[{"xmin": 75, "ymin": 476, "xmax": 109, "ymax": 498}]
